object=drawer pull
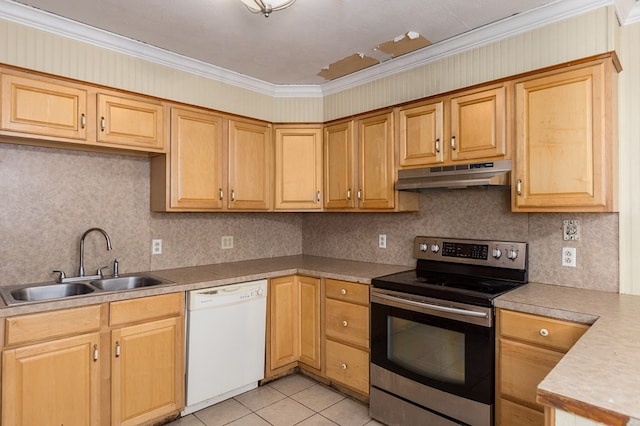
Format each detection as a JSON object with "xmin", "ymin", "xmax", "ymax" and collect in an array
[
  {"xmin": 342, "ymin": 320, "xmax": 348, "ymax": 327},
  {"xmin": 93, "ymin": 344, "xmax": 99, "ymax": 362},
  {"xmin": 341, "ymin": 363, "xmax": 347, "ymax": 370},
  {"xmin": 341, "ymin": 289, "xmax": 347, "ymax": 295},
  {"xmin": 539, "ymin": 328, "xmax": 549, "ymax": 337},
  {"xmin": 115, "ymin": 341, "xmax": 121, "ymax": 357}
]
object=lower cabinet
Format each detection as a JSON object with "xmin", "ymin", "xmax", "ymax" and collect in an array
[
  {"xmin": 109, "ymin": 293, "xmax": 185, "ymax": 426},
  {"xmin": 1, "ymin": 293, "xmax": 185, "ymax": 426},
  {"xmin": 496, "ymin": 309, "xmax": 589, "ymax": 426},
  {"xmin": 266, "ymin": 275, "xmax": 321, "ymax": 376},
  {"xmin": 323, "ymin": 279, "xmax": 370, "ymax": 396},
  {"xmin": 266, "ymin": 276, "xmax": 370, "ymax": 398}
]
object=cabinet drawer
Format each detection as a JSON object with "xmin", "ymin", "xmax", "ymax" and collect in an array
[
  {"xmin": 499, "ymin": 339, "xmax": 563, "ymax": 410},
  {"xmin": 325, "ymin": 299, "xmax": 369, "ymax": 349},
  {"xmin": 325, "ymin": 339, "xmax": 369, "ymax": 395},
  {"xmin": 498, "ymin": 397, "xmax": 544, "ymax": 426},
  {"xmin": 110, "ymin": 292, "xmax": 183, "ymax": 326},
  {"xmin": 499, "ymin": 310, "xmax": 589, "ymax": 352},
  {"xmin": 5, "ymin": 304, "xmax": 102, "ymax": 347},
  {"xmin": 325, "ymin": 279, "xmax": 369, "ymax": 305}
]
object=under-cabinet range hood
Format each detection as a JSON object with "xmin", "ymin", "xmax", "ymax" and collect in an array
[{"xmin": 395, "ymin": 159, "xmax": 512, "ymax": 191}]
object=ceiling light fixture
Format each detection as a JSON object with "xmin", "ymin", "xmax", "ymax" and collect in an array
[{"xmin": 240, "ymin": 0, "xmax": 296, "ymax": 17}]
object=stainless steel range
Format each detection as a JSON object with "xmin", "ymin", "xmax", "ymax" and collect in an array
[{"xmin": 370, "ymin": 236, "xmax": 528, "ymax": 426}]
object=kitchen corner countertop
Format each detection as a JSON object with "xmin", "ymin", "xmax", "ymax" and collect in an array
[
  {"xmin": 495, "ymin": 282, "xmax": 640, "ymax": 425},
  {"xmin": 0, "ymin": 255, "xmax": 411, "ymax": 317}
]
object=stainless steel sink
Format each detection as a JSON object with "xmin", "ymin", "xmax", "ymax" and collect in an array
[
  {"xmin": 90, "ymin": 274, "xmax": 173, "ymax": 291},
  {"xmin": 1, "ymin": 282, "xmax": 96, "ymax": 305}
]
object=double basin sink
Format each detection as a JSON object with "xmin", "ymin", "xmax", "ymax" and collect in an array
[{"xmin": 0, "ymin": 274, "xmax": 174, "ymax": 306}]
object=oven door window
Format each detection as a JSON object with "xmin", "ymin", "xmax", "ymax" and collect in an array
[{"xmin": 371, "ymin": 301, "xmax": 493, "ymax": 404}]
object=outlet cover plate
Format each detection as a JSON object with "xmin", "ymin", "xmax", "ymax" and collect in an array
[{"xmin": 562, "ymin": 247, "xmax": 576, "ymax": 267}]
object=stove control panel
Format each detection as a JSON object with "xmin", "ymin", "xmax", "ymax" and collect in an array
[{"xmin": 414, "ymin": 236, "xmax": 527, "ymax": 270}]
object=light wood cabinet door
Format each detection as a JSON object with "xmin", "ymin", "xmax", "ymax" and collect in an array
[
  {"xmin": 299, "ymin": 276, "xmax": 321, "ymax": 369},
  {"xmin": 268, "ymin": 276, "xmax": 300, "ymax": 372},
  {"xmin": 274, "ymin": 126, "xmax": 323, "ymax": 210},
  {"xmin": 2, "ymin": 332, "xmax": 101, "ymax": 426},
  {"xmin": 324, "ymin": 120, "xmax": 356, "ymax": 209},
  {"xmin": 228, "ymin": 119, "xmax": 273, "ymax": 210},
  {"xmin": 513, "ymin": 57, "xmax": 618, "ymax": 212},
  {"xmin": 449, "ymin": 85, "xmax": 506, "ymax": 162},
  {"xmin": 111, "ymin": 316, "xmax": 184, "ymax": 426},
  {"xmin": 325, "ymin": 339, "xmax": 369, "ymax": 395},
  {"xmin": 357, "ymin": 111, "xmax": 395, "ymax": 209},
  {"xmin": 170, "ymin": 107, "xmax": 225, "ymax": 210},
  {"xmin": 96, "ymin": 93, "xmax": 165, "ymax": 152},
  {"xmin": 398, "ymin": 100, "xmax": 444, "ymax": 167},
  {"xmin": 1, "ymin": 73, "xmax": 88, "ymax": 141}
]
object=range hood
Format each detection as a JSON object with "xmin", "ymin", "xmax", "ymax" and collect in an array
[{"xmin": 395, "ymin": 159, "xmax": 512, "ymax": 191}]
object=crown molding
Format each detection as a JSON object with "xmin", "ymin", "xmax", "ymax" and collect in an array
[
  {"xmin": 614, "ymin": 0, "xmax": 640, "ymax": 24},
  {"xmin": 0, "ymin": 0, "xmax": 615, "ymax": 99},
  {"xmin": 320, "ymin": 0, "xmax": 612, "ymax": 96}
]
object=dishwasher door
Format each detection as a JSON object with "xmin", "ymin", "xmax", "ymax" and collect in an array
[{"xmin": 183, "ymin": 279, "xmax": 267, "ymax": 415}]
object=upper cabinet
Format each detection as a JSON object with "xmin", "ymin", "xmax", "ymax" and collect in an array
[
  {"xmin": 228, "ymin": 118, "xmax": 273, "ymax": 211},
  {"xmin": 324, "ymin": 112, "xmax": 419, "ymax": 212},
  {"xmin": 0, "ymin": 68, "xmax": 168, "ymax": 154},
  {"xmin": 397, "ymin": 84, "xmax": 507, "ymax": 168},
  {"xmin": 512, "ymin": 55, "xmax": 619, "ymax": 212},
  {"xmin": 96, "ymin": 93, "xmax": 166, "ymax": 152},
  {"xmin": 1, "ymin": 73, "xmax": 88, "ymax": 142},
  {"xmin": 274, "ymin": 125, "xmax": 323, "ymax": 210}
]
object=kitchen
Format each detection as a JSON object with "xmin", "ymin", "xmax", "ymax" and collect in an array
[{"xmin": 0, "ymin": 0, "xmax": 638, "ymax": 425}]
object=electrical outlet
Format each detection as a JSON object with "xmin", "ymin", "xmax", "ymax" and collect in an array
[
  {"xmin": 221, "ymin": 236, "xmax": 234, "ymax": 249},
  {"xmin": 378, "ymin": 234, "xmax": 387, "ymax": 249},
  {"xmin": 152, "ymin": 239, "xmax": 162, "ymax": 255},
  {"xmin": 562, "ymin": 247, "xmax": 576, "ymax": 267},
  {"xmin": 563, "ymin": 220, "xmax": 580, "ymax": 240}
]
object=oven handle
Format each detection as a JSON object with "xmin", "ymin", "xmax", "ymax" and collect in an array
[{"xmin": 371, "ymin": 292, "xmax": 489, "ymax": 319}]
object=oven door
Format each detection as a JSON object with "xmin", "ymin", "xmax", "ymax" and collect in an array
[{"xmin": 370, "ymin": 288, "xmax": 494, "ymax": 406}]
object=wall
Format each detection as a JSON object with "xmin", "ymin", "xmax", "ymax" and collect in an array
[
  {"xmin": 301, "ymin": 191, "xmax": 619, "ymax": 292},
  {"xmin": 0, "ymin": 143, "xmax": 303, "ymax": 287}
]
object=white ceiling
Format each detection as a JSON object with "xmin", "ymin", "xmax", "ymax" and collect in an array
[{"xmin": 3, "ymin": 0, "xmax": 639, "ymax": 89}]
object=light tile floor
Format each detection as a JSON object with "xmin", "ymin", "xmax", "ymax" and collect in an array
[{"xmin": 166, "ymin": 374, "xmax": 384, "ymax": 426}]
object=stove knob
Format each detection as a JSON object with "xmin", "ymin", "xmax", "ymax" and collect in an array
[
  {"xmin": 492, "ymin": 248, "xmax": 502, "ymax": 259},
  {"xmin": 431, "ymin": 244, "xmax": 440, "ymax": 253},
  {"xmin": 507, "ymin": 249, "xmax": 519, "ymax": 261},
  {"xmin": 419, "ymin": 243, "xmax": 428, "ymax": 252}
]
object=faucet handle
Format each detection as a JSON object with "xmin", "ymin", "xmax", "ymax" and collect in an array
[
  {"xmin": 52, "ymin": 270, "xmax": 66, "ymax": 283},
  {"xmin": 113, "ymin": 258, "xmax": 120, "ymax": 278},
  {"xmin": 97, "ymin": 266, "xmax": 108, "ymax": 278}
]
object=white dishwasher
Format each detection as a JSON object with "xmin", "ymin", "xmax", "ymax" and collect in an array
[{"xmin": 182, "ymin": 279, "xmax": 267, "ymax": 416}]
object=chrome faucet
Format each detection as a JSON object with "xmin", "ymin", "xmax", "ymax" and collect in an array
[{"xmin": 79, "ymin": 227, "xmax": 112, "ymax": 277}]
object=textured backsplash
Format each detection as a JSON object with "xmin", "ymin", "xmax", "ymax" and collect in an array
[{"xmin": 0, "ymin": 143, "xmax": 619, "ymax": 291}]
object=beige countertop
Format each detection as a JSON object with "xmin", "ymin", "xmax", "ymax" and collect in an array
[
  {"xmin": 0, "ymin": 255, "xmax": 411, "ymax": 317},
  {"xmin": 495, "ymin": 282, "xmax": 640, "ymax": 425}
]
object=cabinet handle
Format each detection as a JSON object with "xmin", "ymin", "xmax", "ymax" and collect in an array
[
  {"xmin": 115, "ymin": 341, "xmax": 121, "ymax": 358},
  {"xmin": 316, "ymin": 191, "xmax": 321, "ymax": 203},
  {"xmin": 100, "ymin": 116, "xmax": 106, "ymax": 132},
  {"xmin": 93, "ymin": 344, "xmax": 99, "ymax": 362},
  {"xmin": 342, "ymin": 320, "xmax": 348, "ymax": 327},
  {"xmin": 81, "ymin": 113, "xmax": 86, "ymax": 129},
  {"xmin": 451, "ymin": 136, "xmax": 456, "ymax": 150},
  {"xmin": 516, "ymin": 179, "xmax": 522, "ymax": 196},
  {"xmin": 341, "ymin": 363, "xmax": 347, "ymax": 370},
  {"xmin": 357, "ymin": 189, "xmax": 362, "ymax": 200},
  {"xmin": 340, "ymin": 288, "xmax": 347, "ymax": 295},
  {"xmin": 539, "ymin": 328, "xmax": 549, "ymax": 337},
  {"xmin": 219, "ymin": 188, "xmax": 224, "ymax": 200},
  {"xmin": 346, "ymin": 189, "xmax": 351, "ymax": 201},
  {"xmin": 231, "ymin": 190, "xmax": 236, "ymax": 202},
  {"xmin": 435, "ymin": 138, "xmax": 440, "ymax": 153}
]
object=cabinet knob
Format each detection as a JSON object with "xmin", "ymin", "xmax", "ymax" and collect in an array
[
  {"xmin": 342, "ymin": 320, "xmax": 348, "ymax": 327},
  {"xmin": 340, "ymin": 288, "xmax": 347, "ymax": 295},
  {"xmin": 341, "ymin": 363, "xmax": 347, "ymax": 370},
  {"xmin": 539, "ymin": 328, "xmax": 549, "ymax": 337}
]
